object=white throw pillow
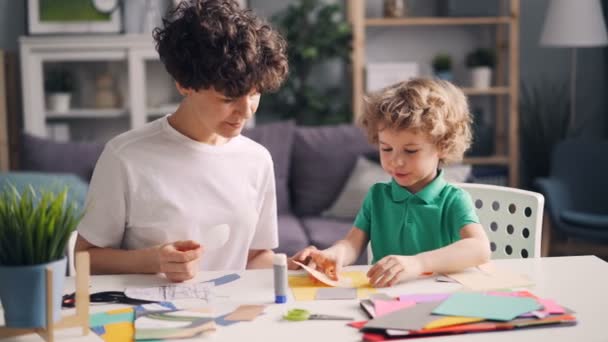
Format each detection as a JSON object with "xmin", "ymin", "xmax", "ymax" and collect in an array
[{"xmin": 322, "ymin": 156, "xmax": 391, "ymax": 220}]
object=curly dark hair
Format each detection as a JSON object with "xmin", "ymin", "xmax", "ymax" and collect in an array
[{"xmin": 153, "ymin": 0, "xmax": 288, "ymax": 97}]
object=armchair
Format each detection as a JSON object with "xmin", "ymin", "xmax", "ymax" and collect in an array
[{"xmin": 535, "ymin": 139, "xmax": 608, "ymax": 256}]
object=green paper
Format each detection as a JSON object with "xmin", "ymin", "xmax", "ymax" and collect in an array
[
  {"xmin": 89, "ymin": 311, "xmax": 134, "ymax": 327},
  {"xmin": 432, "ymin": 293, "xmax": 541, "ymax": 321}
]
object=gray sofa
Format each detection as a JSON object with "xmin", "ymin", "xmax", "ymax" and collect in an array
[{"xmin": 18, "ymin": 121, "xmax": 375, "ymax": 263}]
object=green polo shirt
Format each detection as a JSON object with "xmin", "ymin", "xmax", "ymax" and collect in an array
[{"xmin": 354, "ymin": 170, "xmax": 479, "ymax": 263}]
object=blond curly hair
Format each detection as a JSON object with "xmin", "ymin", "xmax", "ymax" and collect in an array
[{"xmin": 360, "ymin": 78, "xmax": 472, "ymax": 164}]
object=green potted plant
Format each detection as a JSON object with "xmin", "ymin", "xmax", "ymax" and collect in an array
[
  {"xmin": 44, "ymin": 69, "xmax": 74, "ymax": 113},
  {"xmin": 432, "ymin": 53, "xmax": 453, "ymax": 81},
  {"xmin": 0, "ymin": 186, "xmax": 82, "ymax": 328},
  {"xmin": 261, "ymin": 0, "xmax": 352, "ymax": 125},
  {"xmin": 465, "ymin": 48, "xmax": 496, "ymax": 88}
]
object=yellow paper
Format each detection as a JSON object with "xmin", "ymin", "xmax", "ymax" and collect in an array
[
  {"xmin": 101, "ymin": 322, "xmax": 134, "ymax": 342},
  {"xmin": 424, "ymin": 316, "xmax": 484, "ymax": 330},
  {"xmin": 288, "ymin": 271, "xmax": 375, "ymax": 301}
]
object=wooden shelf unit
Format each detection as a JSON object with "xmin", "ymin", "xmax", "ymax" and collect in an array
[{"xmin": 348, "ymin": 0, "xmax": 520, "ymax": 186}]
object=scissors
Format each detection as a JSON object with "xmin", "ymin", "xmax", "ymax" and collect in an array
[
  {"xmin": 62, "ymin": 291, "xmax": 158, "ymax": 308},
  {"xmin": 283, "ymin": 308, "xmax": 353, "ymax": 321}
]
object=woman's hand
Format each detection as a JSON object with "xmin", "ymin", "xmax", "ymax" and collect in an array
[
  {"xmin": 367, "ymin": 255, "xmax": 424, "ymax": 287},
  {"xmin": 158, "ymin": 240, "xmax": 202, "ymax": 282}
]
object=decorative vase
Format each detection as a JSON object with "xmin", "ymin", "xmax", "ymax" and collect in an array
[
  {"xmin": 0, "ymin": 257, "xmax": 67, "ymax": 328},
  {"xmin": 383, "ymin": 0, "xmax": 407, "ymax": 18},
  {"xmin": 46, "ymin": 93, "xmax": 71, "ymax": 113},
  {"xmin": 470, "ymin": 66, "xmax": 492, "ymax": 88}
]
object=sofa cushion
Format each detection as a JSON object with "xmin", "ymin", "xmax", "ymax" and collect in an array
[
  {"xmin": 291, "ymin": 124, "xmax": 376, "ymax": 216},
  {"xmin": 300, "ymin": 216, "xmax": 368, "ymax": 265},
  {"xmin": 243, "ymin": 120, "xmax": 295, "ymax": 215},
  {"xmin": 0, "ymin": 171, "xmax": 88, "ymax": 212},
  {"xmin": 21, "ymin": 133, "xmax": 104, "ymax": 182},
  {"xmin": 323, "ymin": 156, "xmax": 390, "ymax": 220},
  {"xmin": 275, "ymin": 214, "xmax": 310, "ymax": 257}
]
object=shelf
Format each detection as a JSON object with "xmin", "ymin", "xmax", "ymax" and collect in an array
[
  {"xmin": 46, "ymin": 108, "xmax": 128, "ymax": 119},
  {"xmin": 462, "ymin": 87, "xmax": 510, "ymax": 96},
  {"xmin": 463, "ymin": 156, "xmax": 510, "ymax": 166},
  {"xmin": 365, "ymin": 16, "xmax": 513, "ymax": 27}
]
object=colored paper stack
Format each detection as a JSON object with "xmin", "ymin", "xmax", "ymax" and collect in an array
[{"xmin": 351, "ymin": 291, "xmax": 576, "ymax": 340}]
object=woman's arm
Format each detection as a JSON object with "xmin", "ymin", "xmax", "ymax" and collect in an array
[
  {"xmin": 246, "ymin": 249, "xmax": 275, "ymax": 269},
  {"xmin": 75, "ymin": 234, "xmax": 202, "ymax": 282}
]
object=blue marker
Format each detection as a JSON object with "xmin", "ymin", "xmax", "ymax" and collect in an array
[{"xmin": 273, "ymin": 253, "xmax": 288, "ymax": 303}]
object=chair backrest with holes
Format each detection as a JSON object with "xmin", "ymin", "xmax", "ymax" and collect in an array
[{"xmin": 456, "ymin": 183, "xmax": 544, "ymax": 259}]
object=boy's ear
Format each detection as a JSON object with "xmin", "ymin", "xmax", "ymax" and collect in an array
[{"xmin": 175, "ymin": 81, "xmax": 192, "ymax": 97}]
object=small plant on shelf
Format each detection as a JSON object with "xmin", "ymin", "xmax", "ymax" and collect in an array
[
  {"xmin": 432, "ymin": 53, "xmax": 453, "ymax": 81},
  {"xmin": 44, "ymin": 69, "xmax": 74, "ymax": 94},
  {"xmin": 466, "ymin": 48, "xmax": 496, "ymax": 88},
  {"xmin": 466, "ymin": 48, "xmax": 496, "ymax": 69},
  {"xmin": 44, "ymin": 69, "xmax": 75, "ymax": 113}
]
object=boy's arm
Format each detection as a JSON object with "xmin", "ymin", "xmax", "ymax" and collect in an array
[
  {"xmin": 417, "ymin": 223, "xmax": 491, "ymax": 274},
  {"xmin": 325, "ymin": 227, "xmax": 369, "ymax": 267}
]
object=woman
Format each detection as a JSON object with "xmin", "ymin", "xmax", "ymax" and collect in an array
[{"xmin": 75, "ymin": 0, "xmax": 288, "ymax": 282}]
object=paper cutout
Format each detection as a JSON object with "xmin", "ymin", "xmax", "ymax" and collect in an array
[
  {"xmin": 293, "ymin": 261, "xmax": 351, "ymax": 287},
  {"xmin": 373, "ymin": 300, "xmax": 416, "ymax": 317},
  {"xmin": 445, "ymin": 266, "xmax": 533, "ymax": 291},
  {"xmin": 369, "ymin": 293, "xmax": 393, "ymax": 301},
  {"xmin": 424, "ymin": 316, "xmax": 485, "ymax": 329},
  {"xmin": 289, "ymin": 271, "xmax": 375, "ymax": 301},
  {"xmin": 363, "ymin": 301, "xmax": 442, "ymax": 331},
  {"xmin": 225, "ymin": 305, "xmax": 266, "ymax": 321},
  {"xmin": 89, "ymin": 303, "xmax": 178, "ymax": 342},
  {"xmin": 202, "ymin": 273, "xmax": 240, "ymax": 286},
  {"xmin": 315, "ymin": 287, "xmax": 357, "ymax": 300},
  {"xmin": 398, "ymin": 293, "xmax": 450, "ymax": 303},
  {"xmin": 125, "ymin": 282, "xmax": 214, "ymax": 302},
  {"xmin": 89, "ymin": 308, "xmax": 135, "ymax": 342},
  {"xmin": 432, "ymin": 293, "xmax": 541, "ymax": 321},
  {"xmin": 360, "ymin": 299, "xmax": 376, "ymax": 318},
  {"xmin": 134, "ymin": 306, "xmax": 215, "ymax": 340}
]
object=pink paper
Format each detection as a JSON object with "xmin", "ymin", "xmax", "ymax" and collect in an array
[
  {"xmin": 373, "ymin": 300, "xmax": 416, "ymax": 317},
  {"xmin": 521, "ymin": 299, "xmax": 565, "ymax": 317},
  {"xmin": 398, "ymin": 293, "xmax": 450, "ymax": 303}
]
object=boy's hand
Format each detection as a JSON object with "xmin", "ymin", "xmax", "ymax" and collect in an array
[
  {"xmin": 288, "ymin": 245, "xmax": 319, "ymax": 270},
  {"xmin": 367, "ymin": 255, "xmax": 424, "ymax": 287},
  {"xmin": 289, "ymin": 246, "xmax": 343, "ymax": 281},
  {"xmin": 158, "ymin": 240, "xmax": 202, "ymax": 282}
]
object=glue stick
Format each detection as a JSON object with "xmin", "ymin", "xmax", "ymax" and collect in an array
[{"xmin": 273, "ymin": 253, "xmax": 288, "ymax": 303}]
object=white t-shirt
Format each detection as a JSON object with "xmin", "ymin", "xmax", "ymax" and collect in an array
[{"xmin": 77, "ymin": 116, "xmax": 279, "ymax": 270}]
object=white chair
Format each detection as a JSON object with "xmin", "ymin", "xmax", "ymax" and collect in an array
[
  {"xmin": 457, "ymin": 183, "xmax": 544, "ymax": 259},
  {"xmin": 366, "ymin": 183, "xmax": 545, "ymax": 263}
]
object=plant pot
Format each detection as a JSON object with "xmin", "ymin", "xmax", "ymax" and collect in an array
[
  {"xmin": 469, "ymin": 66, "xmax": 492, "ymax": 88},
  {"xmin": 47, "ymin": 93, "xmax": 71, "ymax": 113},
  {"xmin": 0, "ymin": 257, "xmax": 67, "ymax": 328},
  {"xmin": 434, "ymin": 71, "xmax": 453, "ymax": 82}
]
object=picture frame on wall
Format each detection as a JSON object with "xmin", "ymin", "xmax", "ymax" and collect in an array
[{"xmin": 28, "ymin": 0, "xmax": 122, "ymax": 34}]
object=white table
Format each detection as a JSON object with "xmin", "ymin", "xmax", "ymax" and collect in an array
[{"xmin": 1, "ymin": 256, "xmax": 607, "ymax": 341}]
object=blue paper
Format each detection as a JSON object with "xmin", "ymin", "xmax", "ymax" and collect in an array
[
  {"xmin": 432, "ymin": 292, "xmax": 541, "ymax": 321},
  {"xmin": 202, "ymin": 273, "xmax": 240, "ymax": 286}
]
